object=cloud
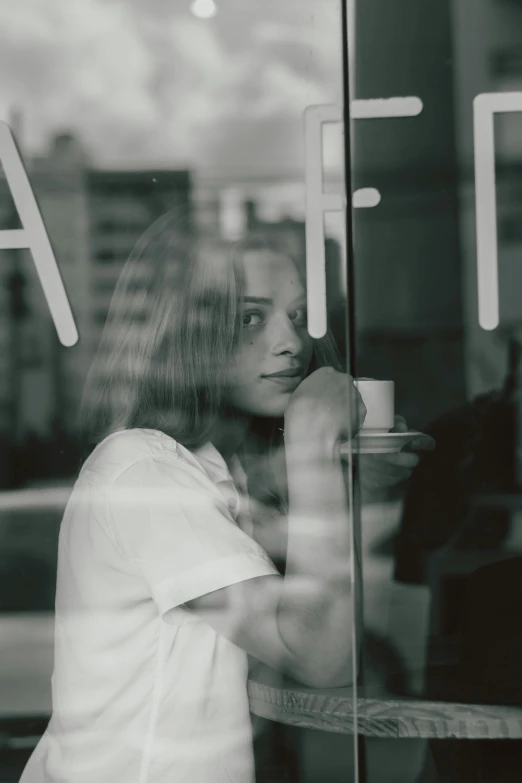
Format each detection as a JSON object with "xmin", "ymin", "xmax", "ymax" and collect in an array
[
  {"xmin": 0, "ymin": 0, "xmax": 343, "ymax": 174},
  {"xmin": 0, "ymin": 0, "xmax": 157, "ymax": 161}
]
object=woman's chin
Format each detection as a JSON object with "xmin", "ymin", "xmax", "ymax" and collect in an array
[
  {"xmin": 252, "ymin": 397, "xmax": 291, "ymax": 419},
  {"xmin": 227, "ymin": 388, "xmax": 293, "ymax": 419}
]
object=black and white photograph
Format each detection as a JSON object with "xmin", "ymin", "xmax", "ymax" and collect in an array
[{"xmin": 0, "ymin": 1, "xmax": 521, "ymax": 781}]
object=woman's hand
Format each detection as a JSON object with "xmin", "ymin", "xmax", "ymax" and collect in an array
[
  {"xmin": 358, "ymin": 415, "xmax": 436, "ymax": 493},
  {"xmin": 284, "ymin": 368, "xmax": 366, "ymax": 450}
]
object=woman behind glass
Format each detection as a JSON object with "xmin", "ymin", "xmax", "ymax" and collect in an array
[{"xmin": 20, "ymin": 210, "xmax": 404, "ymax": 783}]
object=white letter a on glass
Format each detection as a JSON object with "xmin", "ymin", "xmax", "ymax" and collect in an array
[{"xmin": 0, "ymin": 122, "xmax": 78, "ymax": 346}]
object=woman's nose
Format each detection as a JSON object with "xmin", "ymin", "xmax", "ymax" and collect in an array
[{"xmin": 269, "ymin": 313, "xmax": 303, "ymax": 355}]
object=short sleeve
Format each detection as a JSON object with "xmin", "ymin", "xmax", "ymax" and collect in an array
[{"xmin": 108, "ymin": 457, "xmax": 278, "ymax": 615}]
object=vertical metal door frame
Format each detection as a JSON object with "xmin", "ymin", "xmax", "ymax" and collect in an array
[{"xmin": 341, "ymin": 2, "xmax": 366, "ymax": 782}]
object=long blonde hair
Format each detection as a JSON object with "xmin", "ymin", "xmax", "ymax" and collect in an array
[{"xmin": 80, "ymin": 210, "xmax": 343, "ymax": 453}]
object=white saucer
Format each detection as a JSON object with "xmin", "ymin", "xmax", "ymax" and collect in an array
[{"xmin": 341, "ymin": 431, "xmax": 421, "ymax": 455}]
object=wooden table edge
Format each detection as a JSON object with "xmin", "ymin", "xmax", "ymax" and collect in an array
[{"xmin": 248, "ymin": 678, "xmax": 522, "ymax": 739}]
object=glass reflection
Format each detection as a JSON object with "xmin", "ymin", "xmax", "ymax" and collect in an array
[{"xmin": 0, "ymin": 3, "xmax": 362, "ymax": 782}]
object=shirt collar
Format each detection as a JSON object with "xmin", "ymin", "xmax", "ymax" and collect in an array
[
  {"xmin": 190, "ymin": 442, "xmax": 248, "ymax": 517},
  {"xmin": 191, "ymin": 441, "xmax": 233, "ymax": 484}
]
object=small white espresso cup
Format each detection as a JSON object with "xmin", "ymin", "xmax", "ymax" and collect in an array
[{"xmin": 354, "ymin": 379, "xmax": 395, "ymax": 433}]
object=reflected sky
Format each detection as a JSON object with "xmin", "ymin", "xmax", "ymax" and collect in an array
[{"xmin": 0, "ymin": 0, "xmax": 343, "ymax": 174}]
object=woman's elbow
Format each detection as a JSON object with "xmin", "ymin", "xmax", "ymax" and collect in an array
[{"xmin": 298, "ymin": 653, "xmax": 355, "ymax": 689}]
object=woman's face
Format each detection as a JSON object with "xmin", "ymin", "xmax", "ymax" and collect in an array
[{"xmin": 225, "ymin": 250, "xmax": 314, "ymax": 417}]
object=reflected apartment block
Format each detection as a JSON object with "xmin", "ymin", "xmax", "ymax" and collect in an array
[
  {"xmin": 29, "ymin": 134, "xmax": 92, "ymax": 440},
  {"xmin": 0, "ymin": 132, "xmax": 192, "ymax": 440},
  {"xmin": 86, "ymin": 166, "xmax": 192, "ymax": 385}
]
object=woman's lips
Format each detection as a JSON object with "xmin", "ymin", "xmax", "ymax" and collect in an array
[
  {"xmin": 262, "ymin": 366, "xmax": 304, "ymax": 379},
  {"xmin": 262, "ymin": 369, "xmax": 304, "ymax": 388}
]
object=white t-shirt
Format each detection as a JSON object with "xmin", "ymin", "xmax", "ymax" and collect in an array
[{"xmin": 20, "ymin": 428, "xmax": 278, "ymax": 783}]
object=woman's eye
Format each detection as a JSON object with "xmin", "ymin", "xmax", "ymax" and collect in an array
[
  {"xmin": 242, "ymin": 311, "xmax": 264, "ymax": 328},
  {"xmin": 289, "ymin": 307, "xmax": 307, "ymax": 325}
]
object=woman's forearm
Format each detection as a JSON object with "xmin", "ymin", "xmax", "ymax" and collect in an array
[{"xmin": 276, "ymin": 437, "xmax": 356, "ymax": 687}]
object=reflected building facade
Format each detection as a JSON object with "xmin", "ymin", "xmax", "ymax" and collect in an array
[{"xmin": 0, "ymin": 132, "xmax": 192, "ymax": 445}]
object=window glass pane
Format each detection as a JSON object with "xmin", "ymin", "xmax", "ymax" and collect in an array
[
  {"xmin": 0, "ymin": 2, "xmax": 360, "ymax": 782},
  {"xmin": 352, "ymin": 2, "xmax": 522, "ymax": 781}
]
